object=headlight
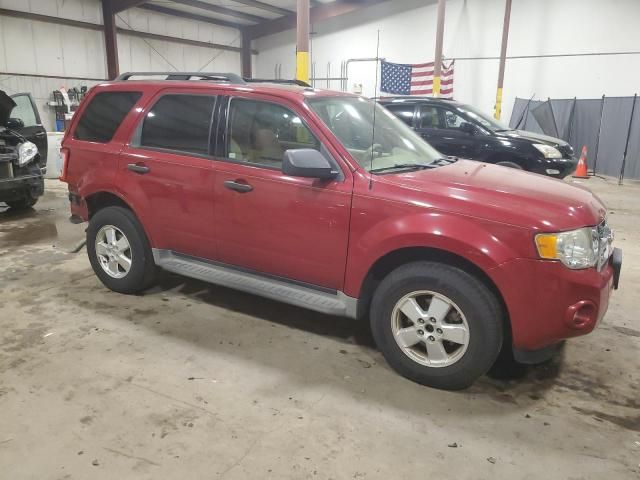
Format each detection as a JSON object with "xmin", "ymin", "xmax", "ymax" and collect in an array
[
  {"xmin": 535, "ymin": 227, "xmax": 598, "ymax": 269},
  {"xmin": 533, "ymin": 143, "xmax": 562, "ymax": 159},
  {"xmin": 18, "ymin": 141, "xmax": 38, "ymax": 166}
]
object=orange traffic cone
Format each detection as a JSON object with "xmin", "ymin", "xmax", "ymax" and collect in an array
[{"xmin": 573, "ymin": 145, "xmax": 589, "ymax": 179}]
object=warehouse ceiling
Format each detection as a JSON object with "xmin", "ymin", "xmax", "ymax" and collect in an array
[
  {"xmin": 136, "ymin": 0, "xmax": 337, "ymax": 27},
  {"xmin": 113, "ymin": 0, "xmax": 386, "ymax": 38}
]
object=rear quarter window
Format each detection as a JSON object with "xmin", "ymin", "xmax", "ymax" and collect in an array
[{"xmin": 74, "ymin": 91, "xmax": 141, "ymax": 143}]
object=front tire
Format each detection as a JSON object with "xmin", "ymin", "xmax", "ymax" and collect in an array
[
  {"xmin": 370, "ymin": 261, "xmax": 503, "ymax": 390},
  {"xmin": 86, "ymin": 206, "xmax": 157, "ymax": 294},
  {"xmin": 6, "ymin": 194, "xmax": 38, "ymax": 210}
]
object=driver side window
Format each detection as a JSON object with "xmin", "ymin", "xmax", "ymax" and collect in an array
[
  {"xmin": 227, "ymin": 98, "xmax": 320, "ymax": 169},
  {"xmin": 439, "ymin": 108, "xmax": 467, "ymax": 130}
]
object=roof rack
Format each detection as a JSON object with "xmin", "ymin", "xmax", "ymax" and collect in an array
[
  {"xmin": 115, "ymin": 71, "xmax": 246, "ymax": 83},
  {"xmin": 244, "ymin": 78, "xmax": 312, "ymax": 88}
]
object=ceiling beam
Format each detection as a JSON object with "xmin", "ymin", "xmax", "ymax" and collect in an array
[
  {"xmin": 120, "ymin": 27, "xmax": 245, "ymax": 52},
  {"xmin": 138, "ymin": 3, "xmax": 243, "ymax": 29},
  {"xmin": 168, "ymin": 0, "xmax": 267, "ymax": 23},
  {"xmin": 0, "ymin": 7, "xmax": 249, "ymax": 55},
  {"xmin": 245, "ymin": 0, "xmax": 389, "ymax": 39},
  {"xmin": 231, "ymin": 0, "xmax": 291, "ymax": 16},
  {"xmin": 112, "ymin": 0, "xmax": 148, "ymax": 13}
]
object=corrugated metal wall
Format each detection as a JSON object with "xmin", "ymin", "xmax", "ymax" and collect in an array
[{"xmin": 0, "ymin": 0, "xmax": 242, "ymax": 131}]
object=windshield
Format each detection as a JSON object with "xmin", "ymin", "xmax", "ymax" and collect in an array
[
  {"xmin": 307, "ymin": 96, "xmax": 443, "ymax": 173},
  {"xmin": 456, "ymin": 104, "xmax": 509, "ymax": 132}
]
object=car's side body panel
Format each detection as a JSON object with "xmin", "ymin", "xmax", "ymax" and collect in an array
[{"xmin": 61, "ymin": 80, "xmax": 617, "ymax": 362}]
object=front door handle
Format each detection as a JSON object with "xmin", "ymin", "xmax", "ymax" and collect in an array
[
  {"xmin": 127, "ymin": 163, "xmax": 150, "ymax": 174},
  {"xmin": 224, "ymin": 180, "xmax": 253, "ymax": 193}
]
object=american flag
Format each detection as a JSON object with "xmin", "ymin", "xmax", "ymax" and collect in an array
[{"xmin": 380, "ymin": 60, "xmax": 454, "ymax": 98}]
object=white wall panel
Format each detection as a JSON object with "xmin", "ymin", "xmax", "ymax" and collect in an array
[
  {"xmin": 254, "ymin": 0, "xmax": 640, "ymax": 121},
  {"xmin": 0, "ymin": 0, "xmax": 242, "ymax": 131}
]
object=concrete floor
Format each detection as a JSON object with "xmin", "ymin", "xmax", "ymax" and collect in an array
[{"xmin": 0, "ymin": 177, "xmax": 639, "ymax": 479}]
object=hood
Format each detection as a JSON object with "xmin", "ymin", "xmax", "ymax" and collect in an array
[
  {"xmin": 500, "ymin": 129, "xmax": 569, "ymax": 147},
  {"xmin": 375, "ymin": 160, "xmax": 605, "ymax": 231},
  {"xmin": 0, "ymin": 90, "xmax": 16, "ymax": 127}
]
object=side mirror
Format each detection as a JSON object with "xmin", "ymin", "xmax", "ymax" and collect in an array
[
  {"xmin": 459, "ymin": 122, "xmax": 477, "ymax": 135},
  {"xmin": 6, "ymin": 117, "xmax": 24, "ymax": 130},
  {"xmin": 282, "ymin": 149, "xmax": 338, "ymax": 180}
]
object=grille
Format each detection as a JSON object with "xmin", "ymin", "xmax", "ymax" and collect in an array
[
  {"xmin": 0, "ymin": 162, "xmax": 13, "ymax": 180},
  {"xmin": 596, "ymin": 218, "xmax": 614, "ymax": 271}
]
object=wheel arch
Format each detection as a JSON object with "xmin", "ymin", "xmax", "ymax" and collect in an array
[
  {"xmin": 85, "ymin": 190, "xmax": 133, "ymax": 219},
  {"xmin": 85, "ymin": 190, "xmax": 155, "ymax": 246},
  {"xmin": 355, "ymin": 246, "xmax": 511, "ymax": 342}
]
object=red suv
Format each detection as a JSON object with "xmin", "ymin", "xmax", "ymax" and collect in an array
[{"xmin": 61, "ymin": 73, "xmax": 622, "ymax": 390}]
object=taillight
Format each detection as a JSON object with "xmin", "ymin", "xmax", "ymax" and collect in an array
[{"xmin": 59, "ymin": 147, "xmax": 70, "ymax": 182}]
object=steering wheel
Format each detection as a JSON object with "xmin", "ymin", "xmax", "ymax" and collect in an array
[{"xmin": 363, "ymin": 143, "xmax": 384, "ymax": 160}]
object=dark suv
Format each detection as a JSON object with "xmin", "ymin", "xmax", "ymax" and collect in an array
[
  {"xmin": 379, "ymin": 97, "xmax": 577, "ymax": 178},
  {"xmin": 61, "ymin": 73, "xmax": 620, "ymax": 390},
  {"xmin": 0, "ymin": 90, "xmax": 48, "ymax": 209}
]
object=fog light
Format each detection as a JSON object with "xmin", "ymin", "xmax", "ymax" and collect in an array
[
  {"xmin": 546, "ymin": 169, "xmax": 560, "ymax": 175},
  {"xmin": 564, "ymin": 300, "xmax": 597, "ymax": 330}
]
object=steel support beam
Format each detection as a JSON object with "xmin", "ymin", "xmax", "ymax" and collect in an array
[
  {"xmin": 432, "ymin": 0, "xmax": 446, "ymax": 97},
  {"xmin": 101, "ymin": 0, "xmax": 119, "ymax": 80},
  {"xmin": 138, "ymin": 3, "xmax": 243, "ymax": 29},
  {"xmin": 232, "ymin": 0, "xmax": 291, "ymax": 16},
  {"xmin": 245, "ymin": 0, "xmax": 388, "ymax": 40},
  {"xmin": 296, "ymin": 0, "xmax": 310, "ymax": 84},
  {"xmin": 169, "ymin": 0, "xmax": 266, "ymax": 23},
  {"xmin": 241, "ymin": 30, "xmax": 253, "ymax": 78},
  {"xmin": 112, "ymin": 0, "xmax": 148, "ymax": 13},
  {"xmin": 0, "ymin": 7, "xmax": 248, "ymax": 54},
  {"xmin": 494, "ymin": 0, "xmax": 512, "ymax": 119}
]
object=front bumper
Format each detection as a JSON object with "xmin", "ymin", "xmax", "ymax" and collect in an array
[
  {"xmin": 0, "ymin": 171, "xmax": 45, "ymax": 202},
  {"xmin": 491, "ymin": 248, "xmax": 621, "ymax": 352},
  {"xmin": 532, "ymin": 156, "xmax": 578, "ymax": 178}
]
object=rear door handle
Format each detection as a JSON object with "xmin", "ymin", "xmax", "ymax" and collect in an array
[
  {"xmin": 127, "ymin": 163, "xmax": 150, "ymax": 174},
  {"xmin": 224, "ymin": 180, "xmax": 253, "ymax": 193}
]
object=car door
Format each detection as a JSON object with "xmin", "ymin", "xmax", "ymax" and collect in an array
[
  {"xmin": 211, "ymin": 94, "xmax": 352, "ymax": 290},
  {"xmin": 118, "ymin": 90, "xmax": 218, "ymax": 260},
  {"xmin": 416, "ymin": 105, "xmax": 479, "ymax": 158},
  {"xmin": 10, "ymin": 93, "xmax": 48, "ymax": 163}
]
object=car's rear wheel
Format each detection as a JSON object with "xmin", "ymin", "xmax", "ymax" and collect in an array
[
  {"xmin": 86, "ymin": 206, "xmax": 157, "ymax": 294},
  {"xmin": 370, "ymin": 261, "xmax": 503, "ymax": 390}
]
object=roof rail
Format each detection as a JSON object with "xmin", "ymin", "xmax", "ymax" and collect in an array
[
  {"xmin": 244, "ymin": 78, "xmax": 312, "ymax": 88},
  {"xmin": 115, "ymin": 72, "xmax": 246, "ymax": 83}
]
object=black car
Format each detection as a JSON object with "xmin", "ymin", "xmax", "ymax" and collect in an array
[
  {"xmin": 379, "ymin": 97, "xmax": 578, "ymax": 178},
  {"xmin": 0, "ymin": 90, "xmax": 47, "ymax": 210}
]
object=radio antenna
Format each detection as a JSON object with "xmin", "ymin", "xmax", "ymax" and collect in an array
[{"xmin": 369, "ymin": 29, "xmax": 381, "ymax": 190}]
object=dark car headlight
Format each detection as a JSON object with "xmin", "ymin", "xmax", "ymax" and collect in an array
[{"xmin": 532, "ymin": 143, "xmax": 562, "ymax": 159}]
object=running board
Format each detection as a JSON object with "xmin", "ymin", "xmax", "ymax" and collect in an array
[{"xmin": 152, "ymin": 249, "xmax": 357, "ymax": 318}]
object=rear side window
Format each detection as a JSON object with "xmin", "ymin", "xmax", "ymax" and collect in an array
[
  {"xmin": 140, "ymin": 94, "xmax": 216, "ymax": 155},
  {"xmin": 385, "ymin": 103, "xmax": 415, "ymax": 127},
  {"xmin": 75, "ymin": 91, "xmax": 141, "ymax": 143}
]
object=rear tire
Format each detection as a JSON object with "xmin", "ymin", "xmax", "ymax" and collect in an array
[
  {"xmin": 370, "ymin": 261, "xmax": 503, "ymax": 390},
  {"xmin": 86, "ymin": 206, "xmax": 157, "ymax": 294}
]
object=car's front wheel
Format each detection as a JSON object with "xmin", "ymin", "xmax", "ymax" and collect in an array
[
  {"xmin": 86, "ymin": 206, "xmax": 157, "ymax": 294},
  {"xmin": 370, "ymin": 261, "xmax": 504, "ymax": 390},
  {"xmin": 6, "ymin": 193, "xmax": 38, "ymax": 210}
]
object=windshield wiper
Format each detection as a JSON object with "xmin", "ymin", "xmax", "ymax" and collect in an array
[
  {"xmin": 370, "ymin": 163, "xmax": 436, "ymax": 173},
  {"xmin": 370, "ymin": 157, "xmax": 457, "ymax": 174}
]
